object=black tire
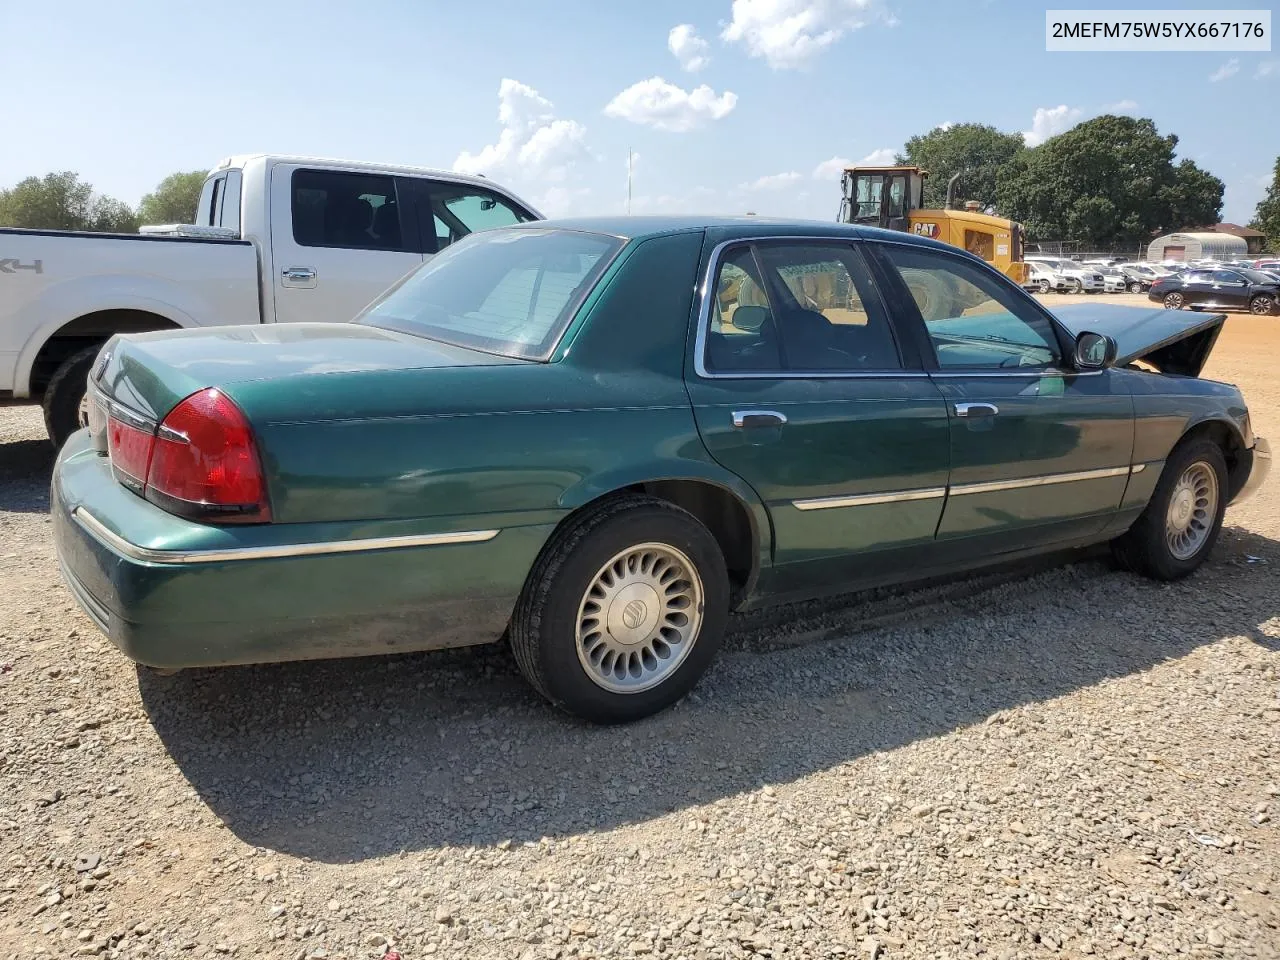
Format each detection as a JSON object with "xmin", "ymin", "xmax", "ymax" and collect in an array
[
  {"xmin": 1163, "ymin": 292, "xmax": 1184, "ymax": 309},
  {"xmin": 510, "ymin": 494, "xmax": 730, "ymax": 724},
  {"xmin": 1068, "ymin": 278, "xmax": 1083, "ymax": 294},
  {"xmin": 1128, "ymin": 281, "xmax": 1143, "ymax": 293},
  {"xmin": 42, "ymin": 346, "xmax": 100, "ymax": 449},
  {"xmin": 1111, "ymin": 439, "xmax": 1228, "ymax": 581},
  {"xmin": 1038, "ymin": 279, "xmax": 1052, "ymax": 294}
]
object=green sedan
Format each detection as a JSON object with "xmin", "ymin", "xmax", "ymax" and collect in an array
[{"xmin": 52, "ymin": 218, "xmax": 1270, "ymax": 723}]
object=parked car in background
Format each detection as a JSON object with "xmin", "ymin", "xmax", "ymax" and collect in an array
[
  {"xmin": 1025, "ymin": 256, "xmax": 1105, "ymax": 293},
  {"xmin": 51, "ymin": 218, "xmax": 1269, "ymax": 723},
  {"xmin": 1120, "ymin": 264, "xmax": 1163, "ymax": 292},
  {"xmin": 1149, "ymin": 268, "xmax": 1280, "ymax": 315},
  {"xmin": 1097, "ymin": 267, "xmax": 1129, "ymax": 293},
  {"xmin": 0, "ymin": 154, "xmax": 541, "ymax": 445},
  {"xmin": 1254, "ymin": 258, "xmax": 1280, "ymax": 272},
  {"xmin": 1024, "ymin": 261, "xmax": 1063, "ymax": 293}
]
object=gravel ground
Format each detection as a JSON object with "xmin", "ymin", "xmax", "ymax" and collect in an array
[{"xmin": 1, "ymin": 303, "xmax": 1277, "ymax": 959}]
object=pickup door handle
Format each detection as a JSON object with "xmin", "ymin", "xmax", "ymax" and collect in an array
[
  {"xmin": 732, "ymin": 409, "xmax": 788, "ymax": 429},
  {"xmin": 282, "ymin": 267, "xmax": 317, "ymax": 284},
  {"xmin": 954, "ymin": 402, "xmax": 999, "ymax": 419}
]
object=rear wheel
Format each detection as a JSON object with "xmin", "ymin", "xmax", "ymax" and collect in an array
[
  {"xmin": 1163, "ymin": 291, "xmax": 1185, "ymax": 309},
  {"xmin": 42, "ymin": 346, "xmax": 100, "ymax": 449},
  {"xmin": 1112, "ymin": 439, "xmax": 1227, "ymax": 581},
  {"xmin": 510, "ymin": 495, "xmax": 730, "ymax": 724},
  {"xmin": 1249, "ymin": 294, "xmax": 1276, "ymax": 316}
]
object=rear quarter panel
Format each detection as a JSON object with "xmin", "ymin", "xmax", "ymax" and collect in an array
[{"xmin": 1, "ymin": 230, "xmax": 260, "ymax": 396}]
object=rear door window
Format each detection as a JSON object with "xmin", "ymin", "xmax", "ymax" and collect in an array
[
  {"xmin": 415, "ymin": 182, "xmax": 535, "ymax": 253},
  {"xmin": 218, "ymin": 170, "xmax": 242, "ymax": 232},
  {"xmin": 291, "ymin": 169, "xmax": 408, "ymax": 251}
]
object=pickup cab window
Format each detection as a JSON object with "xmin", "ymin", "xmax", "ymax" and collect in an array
[
  {"xmin": 423, "ymin": 184, "xmax": 533, "ymax": 253},
  {"xmin": 291, "ymin": 169, "xmax": 407, "ymax": 252}
]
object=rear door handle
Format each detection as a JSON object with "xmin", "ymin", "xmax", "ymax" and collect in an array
[
  {"xmin": 732, "ymin": 409, "xmax": 788, "ymax": 429},
  {"xmin": 954, "ymin": 402, "xmax": 999, "ymax": 418},
  {"xmin": 281, "ymin": 266, "xmax": 317, "ymax": 287}
]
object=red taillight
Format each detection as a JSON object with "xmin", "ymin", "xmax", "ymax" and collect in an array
[
  {"xmin": 106, "ymin": 415, "xmax": 155, "ymax": 492},
  {"xmin": 145, "ymin": 389, "xmax": 270, "ymax": 523},
  {"xmin": 105, "ymin": 388, "xmax": 270, "ymax": 524}
]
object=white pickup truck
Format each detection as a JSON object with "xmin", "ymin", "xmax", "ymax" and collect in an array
[{"xmin": 0, "ymin": 154, "xmax": 541, "ymax": 445}]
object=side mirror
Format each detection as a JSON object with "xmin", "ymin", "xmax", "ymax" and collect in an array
[{"xmin": 1074, "ymin": 331, "xmax": 1118, "ymax": 370}]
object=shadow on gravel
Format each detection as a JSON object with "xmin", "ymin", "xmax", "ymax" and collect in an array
[
  {"xmin": 0, "ymin": 438, "xmax": 54, "ymax": 513},
  {"xmin": 138, "ymin": 525, "xmax": 1280, "ymax": 865}
]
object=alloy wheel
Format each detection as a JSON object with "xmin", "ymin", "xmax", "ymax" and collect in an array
[
  {"xmin": 1250, "ymin": 295, "xmax": 1275, "ymax": 316},
  {"xmin": 1165, "ymin": 461, "xmax": 1218, "ymax": 561},
  {"xmin": 1164, "ymin": 292, "xmax": 1184, "ymax": 309},
  {"xmin": 575, "ymin": 542, "xmax": 704, "ymax": 694}
]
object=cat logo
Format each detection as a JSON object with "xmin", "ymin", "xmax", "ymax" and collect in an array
[
  {"xmin": 0, "ymin": 258, "xmax": 43, "ymax": 275},
  {"xmin": 911, "ymin": 223, "xmax": 940, "ymax": 239}
]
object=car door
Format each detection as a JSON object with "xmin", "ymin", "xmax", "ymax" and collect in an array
[
  {"xmin": 684, "ymin": 237, "xmax": 951, "ymax": 594},
  {"xmin": 870, "ymin": 241, "xmax": 1135, "ymax": 550},
  {"xmin": 269, "ymin": 164, "xmax": 424, "ymax": 325},
  {"xmin": 1178, "ymin": 271, "xmax": 1217, "ymax": 308},
  {"xmin": 1209, "ymin": 270, "xmax": 1250, "ymax": 308}
]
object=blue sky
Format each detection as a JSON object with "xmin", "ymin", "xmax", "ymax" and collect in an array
[{"xmin": 2, "ymin": 0, "xmax": 1276, "ymax": 226}]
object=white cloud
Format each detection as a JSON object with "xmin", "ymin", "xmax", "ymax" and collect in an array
[
  {"xmin": 859, "ymin": 147, "xmax": 897, "ymax": 165},
  {"xmin": 668, "ymin": 24, "xmax": 710, "ymax": 72},
  {"xmin": 1103, "ymin": 99, "xmax": 1138, "ymax": 113},
  {"xmin": 537, "ymin": 186, "xmax": 593, "ymax": 217},
  {"xmin": 1209, "ymin": 58, "xmax": 1240, "ymax": 82},
  {"xmin": 812, "ymin": 156, "xmax": 851, "ymax": 179},
  {"xmin": 604, "ymin": 77, "xmax": 738, "ymax": 132},
  {"xmin": 1257, "ymin": 60, "xmax": 1278, "ymax": 79},
  {"xmin": 1022, "ymin": 105, "xmax": 1083, "ymax": 146},
  {"xmin": 936, "ymin": 121, "xmax": 955, "ymax": 131},
  {"xmin": 453, "ymin": 79, "xmax": 588, "ymax": 183},
  {"xmin": 744, "ymin": 171, "xmax": 804, "ymax": 191},
  {"xmin": 720, "ymin": 0, "xmax": 892, "ymax": 69}
]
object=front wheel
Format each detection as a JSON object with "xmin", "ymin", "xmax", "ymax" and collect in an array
[
  {"xmin": 510, "ymin": 495, "xmax": 730, "ymax": 724},
  {"xmin": 1249, "ymin": 294, "xmax": 1276, "ymax": 316},
  {"xmin": 1163, "ymin": 292, "xmax": 1185, "ymax": 309},
  {"xmin": 42, "ymin": 346, "xmax": 100, "ymax": 449},
  {"xmin": 1068, "ymin": 278, "xmax": 1083, "ymax": 294},
  {"xmin": 1112, "ymin": 439, "xmax": 1227, "ymax": 581},
  {"xmin": 1038, "ymin": 279, "xmax": 1052, "ymax": 294},
  {"xmin": 1128, "ymin": 281, "xmax": 1144, "ymax": 293}
]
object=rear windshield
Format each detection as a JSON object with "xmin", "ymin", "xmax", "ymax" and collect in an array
[{"xmin": 359, "ymin": 228, "xmax": 623, "ymax": 360}]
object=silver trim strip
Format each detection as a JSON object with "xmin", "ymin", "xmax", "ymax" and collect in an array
[
  {"xmin": 949, "ymin": 465, "xmax": 1131, "ymax": 497},
  {"xmin": 72, "ymin": 507, "xmax": 499, "ymax": 565},
  {"xmin": 794, "ymin": 486, "xmax": 947, "ymax": 511},
  {"xmin": 790, "ymin": 464, "xmax": 1141, "ymax": 511}
]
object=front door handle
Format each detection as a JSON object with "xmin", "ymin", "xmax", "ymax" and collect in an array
[
  {"xmin": 281, "ymin": 266, "xmax": 317, "ymax": 287},
  {"xmin": 732, "ymin": 409, "xmax": 788, "ymax": 429},
  {"xmin": 954, "ymin": 402, "xmax": 999, "ymax": 418}
]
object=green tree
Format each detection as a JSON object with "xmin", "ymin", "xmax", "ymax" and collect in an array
[
  {"xmin": 138, "ymin": 170, "xmax": 207, "ymax": 225},
  {"xmin": 896, "ymin": 123, "xmax": 1026, "ymax": 210},
  {"xmin": 996, "ymin": 115, "xmax": 1223, "ymax": 247},
  {"xmin": 0, "ymin": 171, "xmax": 138, "ymax": 233},
  {"xmin": 1250, "ymin": 157, "xmax": 1280, "ymax": 252}
]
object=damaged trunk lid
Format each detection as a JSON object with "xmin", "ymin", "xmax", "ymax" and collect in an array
[{"xmin": 1050, "ymin": 303, "xmax": 1225, "ymax": 377}]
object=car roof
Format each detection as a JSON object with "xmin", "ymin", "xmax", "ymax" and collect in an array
[{"xmin": 509, "ymin": 216, "xmax": 973, "ymax": 254}]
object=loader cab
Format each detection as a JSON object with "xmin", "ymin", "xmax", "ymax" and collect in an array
[{"xmin": 838, "ymin": 166, "xmax": 926, "ymax": 231}]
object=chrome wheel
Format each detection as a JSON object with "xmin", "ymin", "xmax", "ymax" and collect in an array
[
  {"xmin": 1165, "ymin": 461, "xmax": 1218, "ymax": 561},
  {"xmin": 1164, "ymin": 292, "xmax": 1184, "ymax": 309},
  {"xmin": 575, "ymin": 542, "xmax": 703, "ymax": 694},
  {"xmin": 1250, "ymin": 295, "xmax": 1274, "ymax": 316}
]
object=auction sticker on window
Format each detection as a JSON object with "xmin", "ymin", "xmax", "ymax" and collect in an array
[{"xmin": 1046, "ymin": 10, "xmax": 1270, "ymax": 50}]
